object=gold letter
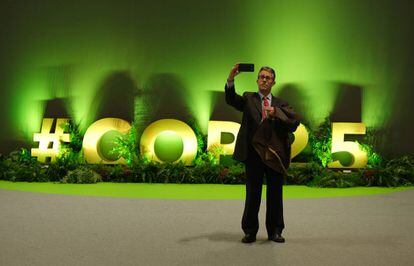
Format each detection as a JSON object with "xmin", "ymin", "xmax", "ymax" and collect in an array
[
  {"xmin": 32, "ymin": 118, "xmax": 70, "ymax": 162},
  {"xmin": 140, "ymin": 119, "xmax": 197, "ymax": 165},
  {"xmin": 82, "ymin": 118, "xmax": 131, "ymax": 164},
  {"xmin": 328, "ymin": 122, "xmax": 367, "ymax": 168},
  {"xmin": 291, "ymin": 123, "xmax": 309, "ymax": 159},
  {"xmin": 207, "ymin": 121, "xmax": 241, "ymax": 162}
]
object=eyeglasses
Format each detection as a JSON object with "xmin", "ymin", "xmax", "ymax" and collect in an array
[{"xmin": 258, "ymin": 74, "xmax": 274, "ymax": 81}]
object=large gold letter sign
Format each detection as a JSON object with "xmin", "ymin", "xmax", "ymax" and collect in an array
[
  {"xmin": 328, "ymin": 122, "xmax": 367, "ymax": 168},
  {"xmin": 207, "ymin": 121, "xmax": 241, "ymax": 162},
  {"xmin": 82, "ymin": 118, "xmax": 131, "ymax": 164},
  {"xmin": 140, "ymin": 119, "xmax": 197, "ymax": 165},
  {"xmin": 32, "ymin": 118, "xmax": 70, "ymax": 162},
  {"xmin": 32, "ymin": 117, "xmax": 370, "ymax": 169},
  {"xmin": 291, "ymin": 123, "xmax": 309, "ymax": 159}
]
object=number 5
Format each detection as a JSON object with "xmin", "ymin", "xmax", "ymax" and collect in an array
[{"xmin": 328, "ymin": 122, "xmax": 367, "ymax": 168}]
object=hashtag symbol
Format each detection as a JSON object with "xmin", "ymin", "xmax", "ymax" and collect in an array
[{"xmin": 31, "ymin": 118, "xmax": 70, "ymax": 162}]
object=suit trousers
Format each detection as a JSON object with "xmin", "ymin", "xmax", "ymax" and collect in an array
[{"xmin": 242, "ymin": 150, "xmax": 285, "ymax": 237}]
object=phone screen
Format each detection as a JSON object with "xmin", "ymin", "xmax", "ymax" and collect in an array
[{"xmin": 238, "ymin": 63, "xmax": 255, "ymax": 72}]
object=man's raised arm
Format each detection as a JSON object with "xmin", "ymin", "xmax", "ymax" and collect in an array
[{"xmin": 225, "ymin": 63, "xmax": 244, "ymax": 111}]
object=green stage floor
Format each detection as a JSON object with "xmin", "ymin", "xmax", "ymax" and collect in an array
[{"xmin": 0, "ymin": 181, "xmax": 412, "ymax": 200}]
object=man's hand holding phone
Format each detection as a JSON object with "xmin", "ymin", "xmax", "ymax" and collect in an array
[
  {"xmin": 227, "ymin": 64, "xmax": 240, "ymax": 82},
  {"xmin": 228, "ymin": 63, "xmax": 255, "ymax": 82}
]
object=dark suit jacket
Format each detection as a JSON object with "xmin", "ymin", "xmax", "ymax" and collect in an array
[{"xmin": 225, "ymin": 83, "xmax": 300, "ymax": 171}]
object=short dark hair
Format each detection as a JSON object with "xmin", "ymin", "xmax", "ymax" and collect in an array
[{"xmin": 258, "ymin": 66, "xmax": 276, "ymax": 80}]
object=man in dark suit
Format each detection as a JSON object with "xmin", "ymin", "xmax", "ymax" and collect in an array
[{"xmin": 225, "ymin": 64, "xmax": 300, "ymax": 243}]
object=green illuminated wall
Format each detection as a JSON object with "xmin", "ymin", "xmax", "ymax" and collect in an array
[{"xmin": 0, "ymin": 0, "xmax": 413, "ymax": 156}]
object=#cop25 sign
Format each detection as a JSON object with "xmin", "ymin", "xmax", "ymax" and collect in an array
[{"xmin": 31, "ymin": 117, "xmax": 368, "ymax": 168}]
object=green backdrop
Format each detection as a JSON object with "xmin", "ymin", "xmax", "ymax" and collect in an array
[{"xmin": 0, "ymin": 0, "xmax": 413, "ymax": 156}]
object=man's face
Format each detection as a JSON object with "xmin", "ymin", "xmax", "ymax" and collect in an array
[{"xmin": 256, "ymin": 70, "xmax": 275, "ymax": 96}]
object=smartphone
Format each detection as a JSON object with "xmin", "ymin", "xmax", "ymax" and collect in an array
[{"xmin": 238, "ymin": 63, "xmax": 255, "ymax": 72}]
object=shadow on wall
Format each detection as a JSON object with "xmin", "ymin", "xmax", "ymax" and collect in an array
[
  {"xmin": 374, "ymin": 73, "xmax": 414, "ymax": 157},
  {"xmin": 330, "ymin": 82, "xmax": 362, "ymax": 123},
  {"xmin": 43, "ymin": 98, "xmax": 71, "ymax": 118},
  {"xmin": 277, "ymin": 82, "xmax": 363, "ymax": 126},
  {"xmin": 209, "ymin": 91, "xmax": 242, "ymax": 122},
  {"xmin": 277, "ymin": 83, "xmax": 309, "ymax": 126},
  {"xmin": 132, "ymin": 73, "xmax": 194, "ymax": 139},
  {"xmin": 329, "ymin": 82, "xmax": 365, "ymax": 148},
  {"xmin": 42, "ymin": 65, "xmax": 73, "ymax": 118},
  {"xmin": 91, "ymin": 71, "xmax": 139, "ymax": 122},
  {"xmin": 143, "ymin": 73, "xmax": 192, "ymax": 122},
  {"xmin": 37, "ymin": 65, "xmax": 73, "ymax": 119}
]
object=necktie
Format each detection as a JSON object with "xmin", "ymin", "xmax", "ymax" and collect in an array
[{"xmin": 262, "ymin": 96, "xmax": 269, "ymax": 121}]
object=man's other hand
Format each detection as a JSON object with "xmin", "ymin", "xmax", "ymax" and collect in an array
[{"xmin": 265, "ymin": 106, "xmax": 276, "ymax": 118}]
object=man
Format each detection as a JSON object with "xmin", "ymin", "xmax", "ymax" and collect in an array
[{"xmin": 225, "ymin": 64, "xmax": 300, "ymax": 243}]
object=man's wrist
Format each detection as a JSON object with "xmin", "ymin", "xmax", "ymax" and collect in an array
[{"xmin": 226, "ymin": 80, "xmax": 234, "ymax": 87}]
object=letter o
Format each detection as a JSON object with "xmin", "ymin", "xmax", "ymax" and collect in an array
[{"xmin": 140, "ymin": 119, "xmax": 197, "ymax": 165}]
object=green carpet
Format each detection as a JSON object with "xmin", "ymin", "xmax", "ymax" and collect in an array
[{"xmin": 0, "ymin": 181, "xmax": 411, "ymax": 200}]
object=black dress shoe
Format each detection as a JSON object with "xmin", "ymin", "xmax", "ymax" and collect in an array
[
  {"xmin": 241, "ymin": 234, "xmax": 256, "ymax": 243},
  {"xmin": 268, "ymin": 233, "xmax": 285, "ymax": 243}
]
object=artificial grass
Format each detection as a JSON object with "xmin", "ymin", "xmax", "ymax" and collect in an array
[{"xmin": 0, "ymin": 181, "xmax": 412, "ymax": 200}]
